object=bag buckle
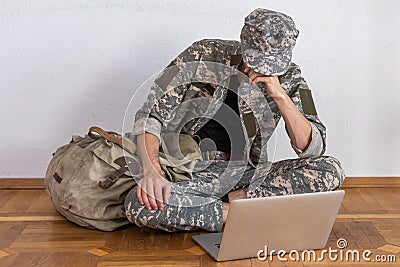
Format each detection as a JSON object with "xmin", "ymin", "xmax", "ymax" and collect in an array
[{"xmin": 98, "ymin": 156, "xmax": 139, "ymax": 189}]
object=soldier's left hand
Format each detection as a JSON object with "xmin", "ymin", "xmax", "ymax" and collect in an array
[{"xmin": 248, "ymin": 70, "xmax": 285, "ymax": 100}]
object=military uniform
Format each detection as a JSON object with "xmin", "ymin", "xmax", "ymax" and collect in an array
[{"xmin": 124, "ymin": 9, "xmax": 345, "ymax": 232}]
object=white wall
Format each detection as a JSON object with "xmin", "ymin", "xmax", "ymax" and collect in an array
[{"xmin": 0, "ymin": 0, "xmax": 399, "ymax": 178}]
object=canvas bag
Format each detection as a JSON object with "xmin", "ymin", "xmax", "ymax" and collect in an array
[{"xmin": 45, "ymin": 126, "xmax": 141, "ymax": 231}]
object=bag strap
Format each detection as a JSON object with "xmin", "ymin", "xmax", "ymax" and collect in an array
[
  {"xmin": 98, "ymin": 156, "xmax": 140, "ymax": 189},
  {"xmin": 88, "ymin": 126, "xmax": 136, "ymax": 155}
]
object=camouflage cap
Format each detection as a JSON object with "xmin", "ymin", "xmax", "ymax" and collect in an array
[{"xmin": 240, "ymin": 8, "xmax": 299, "ymax": 76}]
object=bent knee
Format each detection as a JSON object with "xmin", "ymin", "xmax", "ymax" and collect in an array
[
  {"xmin": 312, "ymin": 156, "xmax": 346, "ymax": 189},
  {"xmin": 124, "ymin": 187, "xmax": 150, "ymax": 227},
  {"xmin": 124, "ymin": 187, "xmax": 177, "ymax": 231}
]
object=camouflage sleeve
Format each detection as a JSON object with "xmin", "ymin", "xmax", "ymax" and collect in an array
[
  {"xmin": 248, "ymin": 64, "xmax": 326, "ymax": 167},
  {"xmin": 289, "ymin": 73, "xmax": 326, "ymax": 158},
  {"xmin": 132, "ymin": 41, "xmax": 203, "ymax": 140}
]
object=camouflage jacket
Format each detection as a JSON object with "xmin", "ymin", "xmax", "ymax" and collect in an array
[{"xmin": 132, "ymin": 39, "xmax": 326, "ymax": 167}]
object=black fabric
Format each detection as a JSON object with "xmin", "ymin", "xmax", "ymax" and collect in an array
[
  {"xmin": 220, "ymin": 193, "xmax": 230, "ymax": 203},
  {"xmin": 194, "ymin": 76, "xmax": 246, "ymax": 153}
]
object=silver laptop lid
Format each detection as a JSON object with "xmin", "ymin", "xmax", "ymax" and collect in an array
[{"xmin": 217, "ymin": 190, "xmax": 345, "ymax": 261}]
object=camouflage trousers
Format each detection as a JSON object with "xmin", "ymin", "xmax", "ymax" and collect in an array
[{"xmin": 124, "ymin": 156, "xmax": 345, "ymax": 232}]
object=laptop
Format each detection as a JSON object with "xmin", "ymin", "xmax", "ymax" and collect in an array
[{"xmin": 192, "ymin": 190, "xmax": 345, "ymax": 261}]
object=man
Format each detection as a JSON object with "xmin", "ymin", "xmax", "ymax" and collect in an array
[{"xmin": 124, "ymin": 8, "xmax": 345, "ymax": 232}]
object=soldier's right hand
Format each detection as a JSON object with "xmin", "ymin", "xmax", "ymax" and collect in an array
[{"xmin": 136, "ymin": 170, "xmax": 171, "ymax": 211}]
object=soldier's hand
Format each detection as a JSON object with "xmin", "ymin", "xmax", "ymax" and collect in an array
[
  {"xmin": 136, "ymin": 170, "xmax": 171, "ymax": 211},
  {"xmin": 248, "ymin": 70, "xmax": 286, "ymax": 100}
]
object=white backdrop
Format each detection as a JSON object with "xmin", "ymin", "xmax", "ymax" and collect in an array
[{"xmin": 0, "ymin": 0, "xmax": 399, "ymax": 178}]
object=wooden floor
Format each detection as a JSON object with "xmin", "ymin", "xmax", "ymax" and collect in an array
[{"xmin": 0, "ymin": 178, "xmax": 399, "ymax": 266}]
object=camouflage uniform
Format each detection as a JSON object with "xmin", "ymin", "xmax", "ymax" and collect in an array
[{"xmin": 124, "ymin": 9, "xmax": 345, "ymax": 232}]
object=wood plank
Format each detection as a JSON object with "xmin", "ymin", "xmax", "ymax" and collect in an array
[
  {"xmin": 0, "ymin": 221, "xmax": 14, "ymax": 240},
  {"xmin": 0, "ymin": 221, "xmax": 27, "ymax": 247},
  {"xmin": 344, "ymin": 221, "xmax": 374, "ymax": 249},
  {"xmin": 355, "ymin": 188, "xmax": 389, "ymax": 214},
  {"xmin": 0, "ymin": 178, "xmax": 45, "ymax": 189},
  {"xmin": 0, "ymin": 215, "xmax": 65, "ymax": 221},
  {"xmin": 0, "ymin": 190, "xmax": 43, "ymax": 214},
  {"xmin": 99, "ymin": 250, "xmax": 200, "ymax": 267},
  {"xmin": 25, "ymin": 191, "xmax": 57, "ymax": 213},
  {"xmin": 250, "ymin": 258, "xmax": 272, "ymax": 267},
  {"xmin": 182, "ymin": 232, "xmax": 202, "ymax": 250},
  {"xmin": 358, "ymin": 221, "xmax": 387, "ymax": 248},
  {"xmin": 88, "ymin": 246, "xmax": 115, "ymax": 257},
  {"xmin": 9, "ymin": 240, "xmax": 106, "ymax": 252},
  {"xmin": 98, "ymin": 261, "xmax": 199, "ymax": 267},
  {"xmin": 340, "ymin": 177, "xmax": 400, "ymax": 188},
  {"xmin": 103, "ymin": 227, "xmax": 132, "ymax": 251},
  {"xmin": 371, "ymin": 188, "xmax": 400, "ymax": 212},
  {"xmin": 0, "ymin": 251, "xmax": 20, "ymax": 267},
  {"xmin": 200, "ymin": 253, "xmax": 251, "ymax": 266},
  {"xmin": 21, "ymin": 220, "xmax": 97, "ymax": 234},
  {"xmin": 118, "ymin": 226, "xmax": 156, "ymax": 251},
  {"xmin": 3, "ymin": 252, "xmax": 100, "ymax": 267},
  {"xmin": 340, "ymin": 188, "xmax": 381, "ymax": 214},
  {"xmin": 0, "ymin": 191, "xmax": 17, "ymax": 209},
  {"xmin": 167, "ymin": 232, "xmax": 191, "ymax": 250},
  {"xmin": 151, "ymin": 231, "xmax": 173, "ymax": 250},
  {"xmin": 337, "ymin": 214, "xmax": 400, "ymax": 219},
  {"xmin": 0, "ymin": 249, "xmax": 10, "ymax": 259},
  {"xmin": 374, "ymin": 229, "xmax": 400, "ymax": 246}
]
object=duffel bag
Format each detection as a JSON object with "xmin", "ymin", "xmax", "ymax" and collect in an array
[{"xmin": 45, "ymin": 126, "xmax": 141, "ymax": 231}]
